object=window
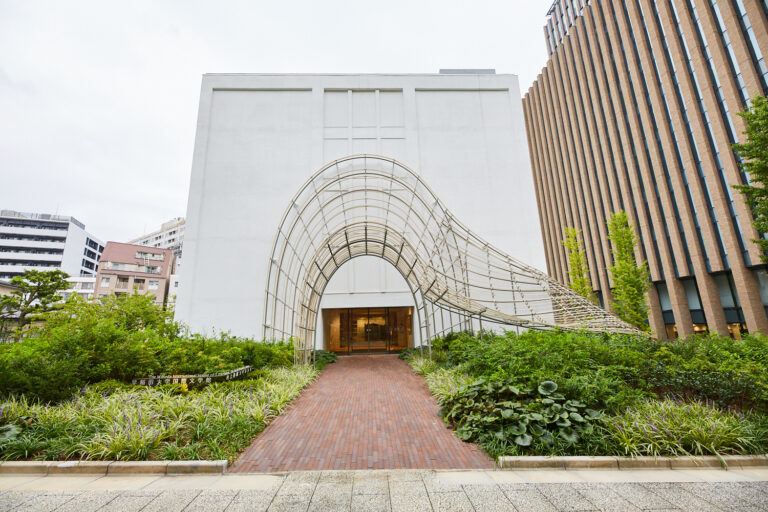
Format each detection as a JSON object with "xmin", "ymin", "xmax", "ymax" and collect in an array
[
  {"xmin": 135, "ymin": 251, "xmax": 165, "ymax": 261},
  {"xmin": 174, "ymin": 281, "xmax": 179, "ymax": 288},
  {"xmin": 134, "ymin": 279, "xmax": 146, "ymax": 291},
  {"xmin": 81, "ymin": 282, "xmax": 94, "ymax": 290},
  {"xmin": 100, "ymin": 277, "xmax": 110, "ymax": 287},
  {"xmin": 116, "ymin": 276, "xmax": 129, "ymax": 289},
  {"xmin": 102, "ymin": 261, "xmax": 161, "ymax": 274},
  {"xmin": 148, "ymin": 280, "xmax": 159, "ymax": 290}
]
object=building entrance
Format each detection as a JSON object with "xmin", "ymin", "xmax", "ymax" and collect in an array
[{"xmin": 322, "ymin": 307, "xmax": 412, "ymax": 354}]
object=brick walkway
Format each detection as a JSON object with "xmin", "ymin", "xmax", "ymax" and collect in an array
[{"xmin": 230, "ymin": 354, "xmax": 493, "ymax": 472}]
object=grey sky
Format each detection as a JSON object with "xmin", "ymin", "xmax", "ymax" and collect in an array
[{"xmin": 0, "ymin": 0, "xmax": 552, "ymax": 242}]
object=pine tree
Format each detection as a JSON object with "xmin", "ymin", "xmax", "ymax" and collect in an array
[
  {"xmin": 607, "ymin": 211, "xmax": 650, "ymax": 330},
  {"xmin": 562, "ymin": 227, "xmax": 596, "ymax": 303},
  {"xmin": 733, "ymin": 95, "xmax": 768, "ymax": 261}
]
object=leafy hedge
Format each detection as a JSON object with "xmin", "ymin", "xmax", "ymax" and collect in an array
[
  {"xmin": 0, "ymin": 295, "xmax": 295, "ymax": 402},
  {"xmin": 405, "ymin": 330, "xmax": 768, "ymax": 457},
  {"xmin": 431, "ymin": 330, "xmax": 768, "ymax": 412}
]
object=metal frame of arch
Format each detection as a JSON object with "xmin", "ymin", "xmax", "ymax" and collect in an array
[{"xmin": 263, "ymin": 155, "xmax": 640, "ymax": 364}]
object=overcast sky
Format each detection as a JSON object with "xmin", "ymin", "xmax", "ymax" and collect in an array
[{"xmin": 0, "ymin": 0, "xmax": 552, "ymax": 242}]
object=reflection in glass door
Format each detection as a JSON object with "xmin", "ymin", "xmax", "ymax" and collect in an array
[{"xmin": 322, "ymin": 306, "xmax": 413, "ymax": 354}]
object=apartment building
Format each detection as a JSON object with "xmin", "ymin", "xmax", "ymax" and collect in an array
[
  {"xmin": 94, "ymin": 242, "xmax": 174, "ymax": 306},
  {"xmin": 129, "ymin": 217, "xmax": 185, "ymax": 268},
  {"xmin": 61, "ymin": 277, "xmax": 96, "ymax": 301},
  {"xmin": 0, "ymin": 210, "xmax": 104, "ymax": 280},
  {"xmin": 524, "ymin": 0, "xmax": 768, "ymax": 338}
]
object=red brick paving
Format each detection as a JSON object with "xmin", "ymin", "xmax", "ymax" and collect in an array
[{"xmin": 231, "ymin": 354, "xmax": 493, "ymax": 472}]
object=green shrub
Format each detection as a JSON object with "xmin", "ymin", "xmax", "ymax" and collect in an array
[
  {"xmin": 424, "ymin": 330, "xmax": 768, "ymax": 412},
  {"xmin": 313, "ymin": 350, "xmax": 338, "ymax": 370},
  {"xmin": 397, "ymin": 347, "xmax": 420, "ymax": 361},
  {"xmin": 408, "ymin": 356, "xmax": 440, "ymax": 376},
  {"xmin": 410, "ymin": 329, "xmax": 768, "ymax": 457},
  {"xmin": 440, "ymin": 378, "xmax": 602, "ymax": 457},
  {"xmin": 604, "ymin": 399, "xmax": 763, "ymax": 458},
  {"xmin": 0, "ymin": 295, "xmax": 294, "ymax": 402},
  {"xmin": 423, "ymin": 368, "xmax": 474, "ymax": 402}
]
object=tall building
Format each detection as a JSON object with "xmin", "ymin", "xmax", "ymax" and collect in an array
[
  {"xmin": 524, "ymin": 0, "xmax": 768, "ymax": 338},
  {"xmin": 176, "ymin": 72, "xmax": 549, "ymax": 350},
  {"xmin": 129, "ymin": 217, "xmax": 185, "ymax": 268},
  {"xmin": 93, "ymin": 242, "xmax": 174, "ymax": 306},
  {"xmin": 0, "ymin": 210, "xmax": 104, "ymax": 280}
]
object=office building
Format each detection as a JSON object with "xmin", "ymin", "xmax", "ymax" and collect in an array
[
  {"xmin": 0, "ymin": 210, "xmax": 104, "ymax": 280},
  {"xmin": 524, "ymin": 0, "xmax": 768, "ymax": 338}
]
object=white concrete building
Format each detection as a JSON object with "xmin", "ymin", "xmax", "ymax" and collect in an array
[
  {"xmin": 0, "ymin": 210, "xmax": 104, "ymax": 280},
  {"xmin": 129, "ymin": 217, "xmax": 185, "ymax": 268},
  {"xmin": 177, "ymin": 72, "xmax": 547, "ymax": 352},
  {"xmin": 62, "ymin": 276, "xmax": 96, "ymax": 301}
]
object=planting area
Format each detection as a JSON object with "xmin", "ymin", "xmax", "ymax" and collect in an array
[
  {"xmin": 403, "ymin": 330, "xmax": 768, "ymax": 459},
  {"xmin": 0, "ymin": 295, "xmax": 334, "ymax": 462}
]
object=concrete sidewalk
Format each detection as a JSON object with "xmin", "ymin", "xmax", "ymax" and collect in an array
[{"xmin": 1, "ymin": 468, "xmax": 767, "ymax": 511}]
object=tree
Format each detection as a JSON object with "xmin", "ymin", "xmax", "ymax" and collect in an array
[
  {"xmin": 607, "ymin": 211, "xmax": 650, "ymax": 331},
  {"xmin": 0, "ymin": 269, "xmax": 70, "ymax": 338},
  {"xmin": 733, "ymin": 95, "xmax": 768, "ymax": 261},
  {"xmin": 561, "ymin": 227, "xmax": 596, "ymax": 303}
]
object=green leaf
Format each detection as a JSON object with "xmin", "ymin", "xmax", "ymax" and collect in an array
[
  {"xmin": 569, "ymin": 412, "xmax": 585, "ymax": 422},
  {"xmin": 559, "ymin": 429, "xmax": 578, "ymax": 444},
  {"xmin": 538, "ymin": 381, "xmax": 558, "ymax": 395},
  {"xmin": 514, "ymin": 434, "xmax": 532, "ymax": 446},
  {"xmin": 500, "ymin": 409, "xmax": 514, "ymax": 419}
]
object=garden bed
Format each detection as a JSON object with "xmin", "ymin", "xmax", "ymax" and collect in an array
[
  {"xmin": 0, "ymin": 294, "xmax": 337, "ymax": 463},
  {"xmin": 403, "ymin": 330, "xmax": 768, "ymax": 459}
]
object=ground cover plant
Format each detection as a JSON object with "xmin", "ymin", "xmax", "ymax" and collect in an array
[
  {"xmin": 0, "ymin": 367, "xmax": 317, "ymax": 462},
  {"xmin": 0, "ymin": 292, "xmax": 333, "ymax": 462},
  {"xmin": 404, "ymin": 330, "xmax": 768, "ymax": 458}
]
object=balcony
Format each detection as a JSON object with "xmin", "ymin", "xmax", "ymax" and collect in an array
[
  {"xmin": 0, "ymin": 252, "xmax": 63, "ymax": 262},
  {"xmin": 0, "ymin": 226, "xmax": 67, "ymax": 238},
  {"xmin": 0, "ymin": 239, "xmax": 66, "ymax": 250}
]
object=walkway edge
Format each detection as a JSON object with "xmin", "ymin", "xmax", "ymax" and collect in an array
[
  {"xmin": 497, "ymin": 454, "xmax": 768, "ymax": 469},
  {"xmin": 0, "ymin": 460, "xmax": 227, "ymax": 475}
]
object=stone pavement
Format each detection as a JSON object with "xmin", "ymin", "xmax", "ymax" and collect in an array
[
  {"xmin": 231, "ymin": 355, "xmax": 493, "ymax": 472},
  {"xmin": 1, "ymin": 468, "xmax": 767, "ymax": 511}
]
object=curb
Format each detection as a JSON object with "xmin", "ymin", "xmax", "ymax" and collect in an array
[
  {"xmin": 0, "ymin": 460, "xmax": 228, "ymax": 476},
  {"xmin": 497, "ymin": 454, "xmax": 768, "ymax": 470}
]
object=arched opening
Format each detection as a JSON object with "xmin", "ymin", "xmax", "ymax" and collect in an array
[
  {"xmin": 317, "ymin": 255, "xmax": 417, "ymax": 354},
  {"xmin": 264, "ymin": 155, "xmax": 639, "ymax": 363}
]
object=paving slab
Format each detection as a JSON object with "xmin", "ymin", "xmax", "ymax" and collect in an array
[
  {"xmin": 1, "ymin": 468, "xmax": 767, "ymax": 511},
  {"xmin": 0, "ymin": 476, "xmax": 43, "ymax": 490},
  {"xmin": 183, "ymin": 489, "xmax": 238, "ymax": 511},
  {"xmin": 138, "ymin": 490, "xmax": 201, "ymax": 512},
  {"xmin": 80, "ymin": 475, "xmax": 161, "ymax": 490},
  {"xmin": 226, "ymin": 489, "xmax": 279, "ymax": 512},
  {"xmin": 351, "ymin": 492, "xmax": 391, "ymax": 512},
  {"xmin": 52, "ymin": 491, "xmax": 120, "ymax": 512},
  {"xmin": 97, "ymin": 494, "xmax": 156, "ymax": 512},
  {"xmin": 11, "ymin": 475, "xmax": 101, "ymax": 491},
  {"xmin": 640, "ymin": 482, "xmax": 723, "ymax": 512},
  {"xmin": 501, "ymin": 487, "xmax": 559, "ymax": 512}
]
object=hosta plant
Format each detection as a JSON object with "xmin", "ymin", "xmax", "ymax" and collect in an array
[{"xmin": 439, "ymin": 378, "xmax": 601, "ymax": 451}]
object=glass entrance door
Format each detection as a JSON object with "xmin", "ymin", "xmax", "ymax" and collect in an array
[{"xmin": 322, "ymin": 306, "xmax": 413, "ymax": 354}]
